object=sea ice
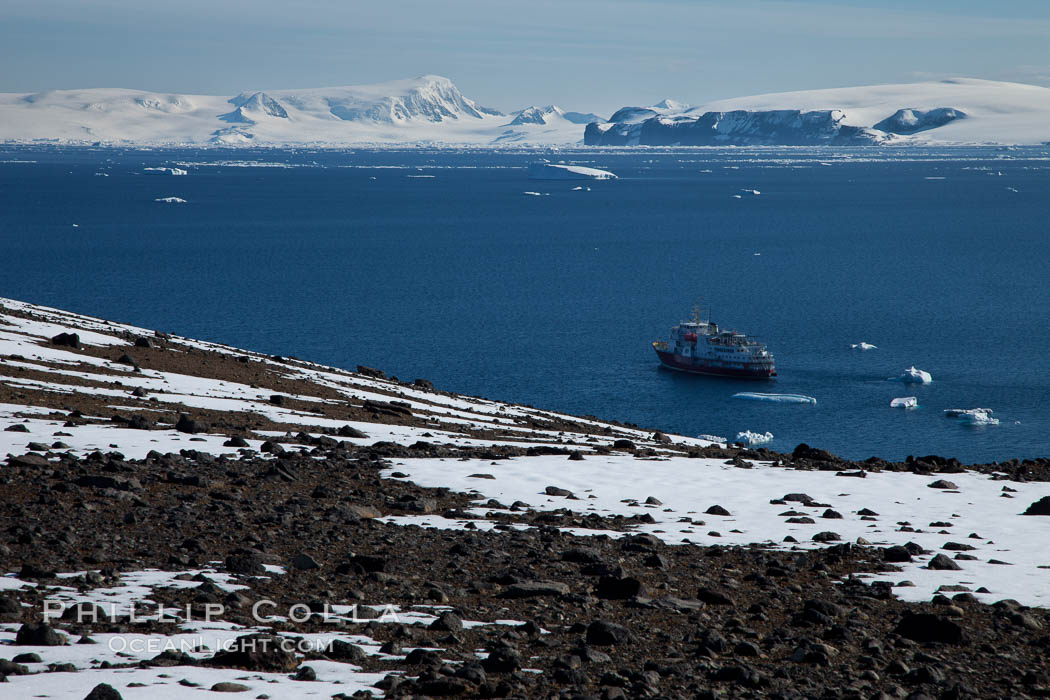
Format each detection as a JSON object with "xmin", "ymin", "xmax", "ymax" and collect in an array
[
  {"xmin": 850, "ymin": 342, "xmax": 878, "ymax": 350},
  {"xmin": 155, "ymin": 196, "xmax": 187, "ymax": 203},
  {"xmin": 741, "ymin": 188, "xmax": 761, "ymax": 195},
  {"xmin": 527, "ymin": 161, "xmax": 616, "ymax": 180},
  {"xmin": 144, "ymin": 167, "xmax": 187, "ymax": 175},
  {"xmin": 945, "ymin": 408, "xmax": 999, "ymax": 425},
  {"xmin": 732, "ymin": 392, "xmax": 816, "ymax": 405},
  {"xmin": 890, "ymin": 396, "xmax": 918, "ymax": 409},
  {"xmin": 522, "ymin": 191, "xmax": 542, "ymax": 196},
  {"xmin": 888, "ymin": 366, "xmax": 932, "ymax": 384},
  {"xmin": 735, "ymin": 430, "xmax": 773, "ymax": 445}
]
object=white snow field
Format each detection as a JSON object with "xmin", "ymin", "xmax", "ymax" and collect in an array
[
  {"xmin": 383, "ymin": 454, "xmax": 1050, "ymax": 608},
  {"xmin": 1, "ymin": 295, "xmax": 1049, "ymax": 615},
  {"xmin": 0, "ymin": 76, "xmax": 584, "ymax": 147},
  {"xmin": 1, "ymin": 76, "xmax": 1049, "ymax": 146}
]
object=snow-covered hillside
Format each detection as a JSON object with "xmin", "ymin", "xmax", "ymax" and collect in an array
[
  {"xmin": 586, "ymin": 79, "xmax": 1050, "ymax": 146},
  {"xmin": 0, "ymin": 76, "xmax": 585, "ymax": 147},
  {"xmin": 2, "ymin": 76, "xmax": 1049, "ymax": 147}
]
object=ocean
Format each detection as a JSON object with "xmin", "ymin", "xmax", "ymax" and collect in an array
[{"xmin": 1, "ymin": 145, "xmax": 1047, "ymax": 463}]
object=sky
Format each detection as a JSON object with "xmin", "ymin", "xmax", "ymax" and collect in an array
[{"xmin": 1, "ymin": 0, "xmax": 1048, "ymax": 115}]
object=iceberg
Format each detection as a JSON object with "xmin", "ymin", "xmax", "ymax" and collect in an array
[
  {"xmin": 735, "ymin": 430, "xmax": 774, "ymax": 446},
  {"xmin": 527, "ymin": 161, "xmax": 616, "ymax": 180},
  {"xmin": 850, "ymin": 342, "xmax": 878, "ymax": 350},
  {"xmin": 890, "ymin": 396, "xmax": 918, "ymax": 409},
  {"xmin": 154, "ymin": 196, "xmax": 187, "ymax": 203},
  {"xmin": 945, "ymin": 408, "xmax": 998, "ymax": 425},
  {"xmin": 888, "ymin": 366, "xmax": 932, "ymax": 384},
  {"xmin": 732, "ymin": 392, "xmax": 816, "ymax": 405}
]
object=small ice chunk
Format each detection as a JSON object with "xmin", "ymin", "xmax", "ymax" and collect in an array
[
  {"xmin": 731, "ymin": 194, "xmax": 742, "ymax": 199},
  {"xmin": 523, "ymin": 191, "xmax": 542, "ymax": 196},
  {"xmin": 890, "ymin": 396, "xmax": 918, "ymax": 409},
  {"xmin": 888, "ymin": 366, "xmax": 932, "ymax": 384},
  {"xmin": 732, "ymin": 392, "xmax": 816, "ymax": 405},
  {"xmin": 154, "ymin": 196, "xmax": 187, "ymax": 203},
  {"xmin": 740, "ymin": 188, "xmax": 761, "ymax": 195},
  {"xmin": 944, "ymin": 408, "xmax": 998, "ymax": 425},
  {"xmin": 735, "ymin": 430, "xmax": 773, "ymax": 445},
  {"xmin": 850, "ymin": 342, "xmax": 877, "ymax": 350}
]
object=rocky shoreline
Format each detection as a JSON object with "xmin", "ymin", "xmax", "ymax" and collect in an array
[{"xmin": 1, "ymin": 298, "xmax": 1049, "ymax": 699}]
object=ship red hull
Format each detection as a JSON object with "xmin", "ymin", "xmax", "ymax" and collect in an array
[{"xmin": 655, "ymin": 349, "xmax": 776, "ymax": 379}]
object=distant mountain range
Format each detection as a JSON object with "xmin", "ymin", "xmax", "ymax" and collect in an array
[{"xmin": 0, "ymin": 75, "xmax": 1048, "ymax": 147}]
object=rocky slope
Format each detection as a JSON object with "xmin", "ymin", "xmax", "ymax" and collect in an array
[{"xmin": 1, "ymin": 297, "xmax": 1050, "ymax": 699}]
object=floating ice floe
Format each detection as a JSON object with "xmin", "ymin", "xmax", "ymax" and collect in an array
[
  {"xmin": 735, "ymin": 430, "xmax": 773, "ymax": 445},
  {"xmin": 731, "ymin": 194, "xmax": 742, "ymax": 199},
  {"xmin": 890, "ymin": 396, "xmax": 918, "ymax": 409},
  {"xmin": 888, "ymin": 366, "xmax": 932, "ymax": 384},
  {"xmin": 144, "ymin": 167, "xmax": 187, "ymax": 175},
  {"xmin": 850, "ymin": 342, "xmax": 878, "ymax": 350},
  {"xmin": 154, "ymin": 196, "xmax": 187, "ymax": 203},
  {"xmin": 527, "ymin": 161, "xmax": 616, "ymax": 180},
  {"xmin": 740, "ymin": 188, "xmax": 761, "ymax": 195},
  {"xmin": 732, "ymin": 392, "xmax": 816, "ymax": 405},
  {"xmin": 522, "ymin": 191, "xmax": 543, "ymax": 196},
  {"xmin": 945, "ymin": 408, "xmax": 999, "ymax": 425}
]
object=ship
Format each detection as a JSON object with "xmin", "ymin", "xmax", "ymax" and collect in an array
[{"xmin": 653, "ymin": 306, "xmax": 776, "ymax": 379}]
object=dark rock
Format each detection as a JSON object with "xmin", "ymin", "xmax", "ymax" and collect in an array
[
  {"xmin": 812, "ymin": 531, "xmax": 842, "ymax": 543},
  {"xmin": 696, "ymin": 587, "xmax": 735, "ymax": 606},
  {"xmin": 223, "ymin": 436, "xmax": 249, "ymax": 447},
  {"xmin": 356, "ymin": 365, "xmax": 386, "ymax": 379},
  {"xmin": 210, "ymin": 683, "xmax": 251, "ymax": 692},
  {"xmin": 595, "ymin": 576, "xmax": 646, "ymax": 600},
  {"xmin": 896, "ymin": 613, "xmax": 964, "ymax": 644},
  {"xmin": 500, "ymin": 581, "xmax": 570, "ymax": 598},
  {"xmin": 206, "ymin": 633, "xmax": 298, "ymax": 671},
  {"xmin": 225, "ymin": 551, "xmax": 266, "ymax": 576},
  {"xmin": 884, "ymin": 545, "xmax": 913, "ymax": 563},
  {"xmin": 326, "ymin": 640, "xmax": 367, "ymax": 664},
  {"xmin": 612, "ymin": 439, "xmax": 636, "ymax": 449},
  {"xmin": 1023, "ymin": 496, "xmax": 1050, "ymax": 515},
  {"xmin": 84, "ymin": 684, "xmax": 123, "ymax": 700},
  {"xmin": 294, "ymin": 665, "xmax": 316, "ymax": 681},
  {"xmin": 928, "ymin": 554, "xmax": 962, "ymax": 570},
  {"xmin": 430, "ymin": 612, "xmax": 464, "ymax": 632},
  {"xmin": 586, "ymin": 620, "xmax": 632, "ymax": 646},
  {"xmin": 544, "ymin": 485, "xmax": 574, "ymax": 497},
  {"xmin": 4, "ymin": 424, "xmax": 29, "ymax": 433},
  {"xmin": 290, "ymin": 553, "xmax": 320, "ymax": 570},
  {"xmin": 928, "ymin": 480, "xmax": 958, "ymax": 489},
  {"xmin": 705, "ymin": 505, "xmax": 731, "ymax": 516},
  {"xmin": 50, "ymin": 332, "xmax": 81, "ymax": 349},
  {"xmin": 175, "ymin": 415, "xmax": 207, "ymax": 434},
  {"xmin": 15, "ymin": 622, "xmax": 65, "ymax": 646},
  {"xmin": 337, "ymin": 425, "xmax": 369, "ymax": 438}
]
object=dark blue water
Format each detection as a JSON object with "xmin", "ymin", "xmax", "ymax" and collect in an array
[{"xmin": 2, "ymin": 146, "xmax": 1048, "ymax": 463}]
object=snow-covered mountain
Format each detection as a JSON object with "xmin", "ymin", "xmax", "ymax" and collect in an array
[
  {"xmin": 586, "ymin": 79, "xmax": 1050, "ymax": 146},
  {"xmin": 0, "ymin": 75, "xmax": 583, "ymax": 146},
  {"xmin": 2, "ymin": 76, "xmax": 1049, "ymax": 147}
]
